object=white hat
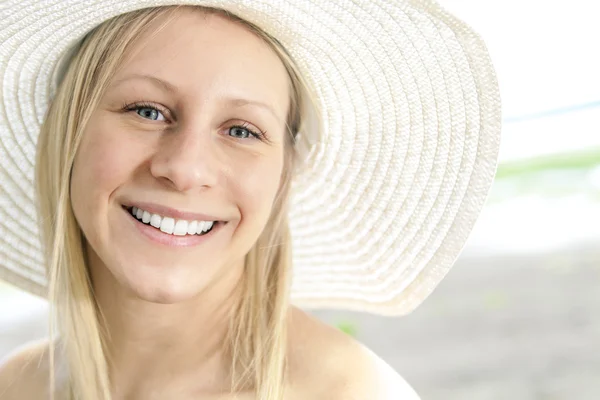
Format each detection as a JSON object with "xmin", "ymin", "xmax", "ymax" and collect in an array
[{"xmin": 0, "ymin": 0, "xmax": 500, "ymax": 315}]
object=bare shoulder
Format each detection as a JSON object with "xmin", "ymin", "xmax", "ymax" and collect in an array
[
  {"xmin": 287, "ymin": 307, "xmax": 420, "ymax": 400},
  {"xmin": 0, "ymin": 338, "xmax": 51, "ymax": 399}
]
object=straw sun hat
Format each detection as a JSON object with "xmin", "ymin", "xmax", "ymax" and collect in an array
[{"xmin": 1, "ymin": 0, "xmax": 500, "ymax": 315}]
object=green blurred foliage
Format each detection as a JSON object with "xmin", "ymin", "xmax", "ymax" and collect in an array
[{"xmin": 336, "ymin": 320, "xmax": 358, "ymax": 337}]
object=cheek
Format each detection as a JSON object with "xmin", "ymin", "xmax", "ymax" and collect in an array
[
  {"xmin": 233, "ymin": 151, "xmax": 284, "ymax": 223},
  {"xmin": 73, "ymin": 119, "xmax": 140, "ymax": 195},
  {"xmin": 70, "ymin": 117, "xmax": 144, "ymax": 226}
]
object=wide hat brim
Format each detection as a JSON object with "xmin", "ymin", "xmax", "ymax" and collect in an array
[{"xmin": 0, "ymin": 0, "xmax": 500, "ymax": 315}]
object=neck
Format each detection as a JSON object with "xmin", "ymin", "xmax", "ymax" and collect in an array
[{"xmin": 89, "ymin": 250, "xmax": 244, "ymax": 397}]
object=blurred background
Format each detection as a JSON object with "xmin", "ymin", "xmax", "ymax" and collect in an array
[{"xmin": 1, "ymin": 1, "xmax": 599, "ymax": 399}]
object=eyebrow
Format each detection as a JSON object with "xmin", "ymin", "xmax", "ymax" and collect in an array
[
  {"xmin": 112, "ymin": 73, "xmax": 177, "ymax": 93},
  {"xmin": 111, "ymin": 73, "xmax": 283, "ymax": 123},
  {"xmin": 225, "ymin": 97, "xmax": 283, "ymax": 123}
]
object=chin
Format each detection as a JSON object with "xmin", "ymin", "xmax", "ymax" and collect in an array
[
  {"xmin": 136, "ymin": 291, "xmax": 190, "ymax": 304},
  {"xmin": 117, "ymin": 263, "xmax": 211, "ymax": 304},
  {"xmin": 127, "ymin": 279, "xmax": 200, "ymax": 304}
]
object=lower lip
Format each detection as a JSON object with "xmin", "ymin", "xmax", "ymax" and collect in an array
[{"xmin": 122, "ymin": 207, "xmax": 222, "ymax": 248}]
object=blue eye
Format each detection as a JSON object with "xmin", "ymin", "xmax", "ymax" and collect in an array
[
  {"xmin": 136, "ymin": 107, "xmax": 165, "ymax": 121},
  {"xmin": 229, "ymin": 126, "xmax": 258, "ymax": 139}
]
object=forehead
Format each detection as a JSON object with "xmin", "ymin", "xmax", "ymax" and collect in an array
[{"xmin": 115, "ymin": 8, "xmax": 290, "ymax": 117}]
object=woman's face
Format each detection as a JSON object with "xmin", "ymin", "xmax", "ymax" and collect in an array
[{"xmin": 70, "ymin": 9, "xmax": 291, "ymax": 303}]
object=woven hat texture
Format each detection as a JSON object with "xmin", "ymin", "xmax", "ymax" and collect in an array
[{"xmin": 0, "ymin": 0, "xmax": 501, "ymax": 315}]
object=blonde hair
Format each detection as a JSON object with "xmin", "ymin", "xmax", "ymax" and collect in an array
[{"xmin": 35, "ymin": 6, "xmax": 312, "ymax": 399}]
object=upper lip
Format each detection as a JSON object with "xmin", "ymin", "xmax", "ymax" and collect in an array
[{"xmin": 123, "ymin": 201, "xmax": 223, "ymax": 222}]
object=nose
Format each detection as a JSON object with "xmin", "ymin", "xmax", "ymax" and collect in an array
[{"xmin": 150, "ymin": 127, "xmax": 219, "ymax": 192}]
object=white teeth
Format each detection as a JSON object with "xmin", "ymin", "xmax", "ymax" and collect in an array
[
  {"xmin": 160, "ymin": 217, "xmax": 175, "ymax": 234},
  {"xmin": 196, "ymin": 221, "xmax": 205, "ymax": 235},
  {"xmin": 173, "ymin": 220, "xmax": 188, "ymax": 236},
  {"xmin": 129, "ymin": 206, "xmax": 216, "ymax": 236},
  {"xmin": 187, "ymin": 221, "xmax": 198, "ymax": 235},
  {"xmin": 150, "ymin": 214, "xmax": 161, "ymax": 228}
]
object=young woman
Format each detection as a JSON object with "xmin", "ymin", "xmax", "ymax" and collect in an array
[{"xmin": 0, "ymin": 1, "xmax": 501, "ymax": 399}]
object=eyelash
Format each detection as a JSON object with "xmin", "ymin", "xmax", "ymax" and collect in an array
[
  {"xmin": 231, "ymin": 122, "xmax": 267, "ymax": 141},
  {"xmin": 122, "ymin": 101, "xmax": 168, "ymax": 120},
  {"xmin": 121, "ymin": 102, "xmax": 267, "ymax": 141}
]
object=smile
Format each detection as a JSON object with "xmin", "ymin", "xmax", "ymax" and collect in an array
[{"xmin": 126, "ymin": 206, "xmax": 217, "ymax": 237}]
